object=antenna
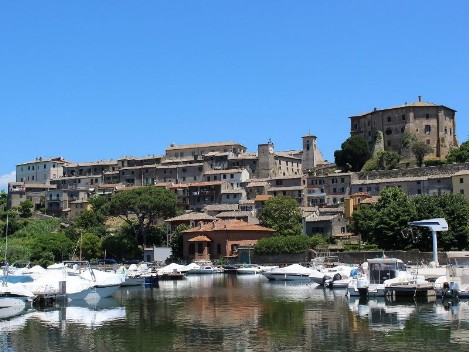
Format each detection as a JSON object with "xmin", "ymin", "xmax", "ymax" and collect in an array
[{"xmin": 408, "ymin": 218, "xmax": 448, "ymax": 266}]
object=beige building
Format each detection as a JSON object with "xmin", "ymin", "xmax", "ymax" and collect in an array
[
  {"xmin": 350, "ymin": 97, "xmax": 458, "ymax": 160},
  {"xmin": 165, "ymin": 141, "xmax": 247, "ymax": 159},
  {"xmin": 452, "ymin": 170, "xmax": 469, "ymax": 200}
]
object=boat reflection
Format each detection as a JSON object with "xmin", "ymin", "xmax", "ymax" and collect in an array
[
  {"xmin": 348, "ymin": 296, "xmax": 417, "ymax": 330},
  {"xmin": 0, "ymin": 297, "xmax": 126, "ymax": 332}
]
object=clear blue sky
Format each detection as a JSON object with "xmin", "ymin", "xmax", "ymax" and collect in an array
[{"xmin": 1, "ymin": 1, "xmax": 468, "ymax": 190}]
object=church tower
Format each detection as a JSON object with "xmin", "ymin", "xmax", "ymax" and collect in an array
[{"xmin": 302, "ymin": 134, "xmax": 317, "ymax": 171}]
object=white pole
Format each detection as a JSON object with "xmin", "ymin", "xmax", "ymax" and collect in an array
[{"xmin": 431, "ymin": 230, "xmax": 438, "ymax": 266}]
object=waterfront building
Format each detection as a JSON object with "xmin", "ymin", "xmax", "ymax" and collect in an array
[{"xmin": 181, "ymin": 219, "xmax": 274, "ymax": 261}]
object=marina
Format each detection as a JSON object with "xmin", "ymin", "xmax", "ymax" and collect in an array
[{"xmin": 1, "ymin": 274, "xmax": 469, "ymax": 351}]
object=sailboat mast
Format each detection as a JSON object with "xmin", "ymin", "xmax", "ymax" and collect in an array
[{"xmin": 4, "ymin": 214, "xmax": 8, "ymax": 264}]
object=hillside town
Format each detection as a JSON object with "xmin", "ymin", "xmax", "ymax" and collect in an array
[{"xmin": 6, "ymin": 97, "xmax": 468, "ymax": 261}]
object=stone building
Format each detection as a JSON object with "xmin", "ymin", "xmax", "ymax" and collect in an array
[
  {"xmin": 16, "ymin": 157, "xmax": 66, "ymax": 184},
  {"xmin": 350, "ymin": 96, "xmax": 458, "ymax": 160}
]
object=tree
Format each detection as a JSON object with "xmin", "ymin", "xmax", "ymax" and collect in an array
[
  {"xmin": 362, "ymin": 151, "xmax": 400, "ymax": 171},
  {"xmin": 79, "ymin": 233, "xmax": 103, "ymax": 260},
  {"xmin": 102, "ymin": 232, "xmax": 141, "ymax": 262},
  {"xmin": 350, "ymin": 187, "xmax": 417, "ymax": 250},
  {"xmin": 30, "ymin": 233, "xmax": 74, "ymax": 265},
  {"xmin": 18, "ymin": 199, "xmax": 34, "ymax": 218},
  {"xmin": 446, "ymin": 140, "xmax": 469, "ymax": 163},
  {"xmin": 334, "ymin": 135, "xmax": 371, "ymax": 172},
  {"xmin": 412, "ymin": 141, "xmax": 433, "ymax": 167},
  {"xmin": 170, "ymin": 224, "xmax": 190, "ymax": 261},
  {"xmin": 258, "ymin": 196, "xmax": 303, "ymax": 237},
  {"xmin": 108, "ymin": 186, "xmax": 178, "ymax": 246}
]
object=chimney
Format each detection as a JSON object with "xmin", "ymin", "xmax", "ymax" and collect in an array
[
  {"xmin": 373, "ymin": 107, "xmax": 377, "ymax": 112},
  {"xmin": 418, "ymin": 96, "xmax": 422, "ymax": 102}
]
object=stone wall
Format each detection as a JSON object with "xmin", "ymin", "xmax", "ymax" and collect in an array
[
  {"xmin": 357, "ymin": 162, "xmax": 469, "ymax": 181},
  {"xmin": 252, "ymin": 250, "xmax": 448, "ymax": 266}
]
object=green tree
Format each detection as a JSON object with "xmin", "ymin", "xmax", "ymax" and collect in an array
[
  {"xmin": 334, "ymin": 135, "xmax": 371, "ymax": 172},
  {"xmin": 79, "ymin": 232, "xmax": 103, "ymax": 260},
  {"xmin": 102, "ymin": 232, "xmax": 141, "ymax": 262},
  {"xmin": 412, "ymin": 141, "xmax": 433, "ymax": 166},
  {"xmin": 30, "ymin": 233, "xmax": 74, "ymax": 264},
  {"xmin": 0, "ymin": 191, "xmax": 7, "ymax": 212},
  {"xmin": 255, "ymin": 235, "xmax": 313, "ymax": 255},
  {"xmin": 18, "ymin": 199, "xmax": 34, "ymax": 218},
  {"xmin": 446, "ymin": 140, "xmax": 469, "ymax": 163},
  {"xmin": 108, "ymin": 186, "xmax": 177, "ymax": 246},
  {"xmin": 170, "ymin": 224, "xmax": 190, "ymax": 261},
  {"xmin": 411, "ymin": 194, "xmax": 469, "ymax": 251},
  {"xmin": 258, "ymin": 196, "xmax": 302, "ymax": 237},
  {"xmin": 350, "ymin": 187, "xmax": 417, "ymax": 250}
]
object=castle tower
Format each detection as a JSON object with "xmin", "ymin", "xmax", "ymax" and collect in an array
[
  {"xmin": 257, "ymin": 140, "xmax": 275, "ymax": 178},
  {"xmin": 302, "ymin": 134, "xmax": 317, "ymax": 171}
]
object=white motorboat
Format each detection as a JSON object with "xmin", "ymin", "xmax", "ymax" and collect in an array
[
  {"xmin": 25, "ymin": 263, "xmax": 96, "ymax": 300},
  {"xmin": 347, "ymin": 257, "xmax": 429, "ymax": 297},
  {"xmin": 262, "ymin": 264, "xmax": 316, "ymax": 281},
  {"xmin": 66, "ymin": 261, "xmax": 124, "ymax": 298},
  {"xmin": 310, "ymin": 265, "xmax": 354, "ymax": 288},
  {"xmin": 236, "ymin": 264, "xmax": 263, "ymax": 275},
  {"xmin": 435, "ymin": 251, "xmax": 469, "ymax": 299}
]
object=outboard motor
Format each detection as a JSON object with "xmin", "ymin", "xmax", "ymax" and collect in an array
[
  {"xmin": 356, "ymin": 275, "xmax": 369, "ymax": 297},
  {"xmin": 322, "ymin": 275, "xmax": 332, "ymax": 288}
]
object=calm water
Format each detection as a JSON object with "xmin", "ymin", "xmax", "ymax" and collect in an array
[{"xmin": 2, "ymin": 274, "xmax": 469, "ymax": 352}]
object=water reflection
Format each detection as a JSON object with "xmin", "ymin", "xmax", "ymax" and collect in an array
[{"xmin": 2, "ymin": 275, "xmax": 469, "ymax": 351}]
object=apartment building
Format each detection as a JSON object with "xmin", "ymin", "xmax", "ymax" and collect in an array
[
  {"xmin": 16, "ymin": 157, "xmax": 66, "ymax": 183},
  {"xmin": 165, "ymin": 141, "xmax": 246, "ymax": 160}
]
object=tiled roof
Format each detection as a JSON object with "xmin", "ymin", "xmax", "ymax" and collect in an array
[
  {"xmin": 239, "ymin": 199, "xmax": 255, "ymax": 205},
  {"xmin": 182, "ymin": 219, "xmax": 274, "ymax": 233},
  {"xmin": 268, "ymin": 186, "xmax": 305, "ymax": 192},
  {"xmin": 65, "ymin": 160, "xmax": 118, "ymax": 167},
  {"xmin": 350, "ymin": 99, "xmax": 455, "ymax": 118},
  {"xmin": 156, "ymin": 163, "xmax": 204, "ymax": 169},
  {"xmin": 204, "ymin": 169, "xmax": 244, "ymax": 175},
  {"xmin": 305, "ymin": 214, "xmax": 338, "ymax": 222},
  {"xmin": 188, "ymin": 181, "xmax": 224, "ymax": 187},
  {"xmin": 204, "ymin": 204, "xmax": 239, "ymax": 211},
  {"xmin": 17, "ymin": 157, "xmax": 67, "ymax": 166},
  {"xmin": 360, "ymin": 196, "xmax": 379, "ymax": 204},
  {"xmin": 255, "ymin": 195, "xmax": 272, "ymax": 202},
  {"xmin": 216, "ymin": 211, "xmax": 253, "ymax": 218},
  {"xmin": 319, "ymin": 207, "xmax": 344, "ymax": 214},
  {"xmin": 188, "ymin": 235, "xmax": 212, "ymax": 242},
  {"xmin": 221, "ymin": 189, "xmax": 244, "ymax": 194},
  {"xmin": 230, "ymin": 153, "xmax": 258, "ymax": 160},
  {"xmin": 166, "ymin": 212, "xmax": 218, "ymax": 222},
  {"xmin": 246, "ymin": 181, "xmax": 268, "ymax": 188},
  {"xmin": 166, "ymin": 141, "xmax": 245, "ymax": 151}
]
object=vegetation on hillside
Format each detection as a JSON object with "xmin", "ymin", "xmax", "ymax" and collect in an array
[{"xmin": 258, "ymin": 196, "xmax": 303, "ymax": 237}]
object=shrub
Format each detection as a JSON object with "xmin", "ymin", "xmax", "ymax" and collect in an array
[{"xmin": 255, "ymin": 235, "xmax": 314, "ymax": 255}]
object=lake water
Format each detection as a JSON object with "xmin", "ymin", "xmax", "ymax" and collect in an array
[{"xmin": 2, "ymin": 274, "xmax": 469, "ymax": 351}]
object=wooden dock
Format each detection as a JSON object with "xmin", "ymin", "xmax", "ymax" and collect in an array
[{"xmin": 386, "ymin": 282, "xmax": 436, "ymax": 298}]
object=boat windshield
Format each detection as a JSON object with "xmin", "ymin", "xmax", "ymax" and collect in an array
[{"xmin": 368, "ymin": 262, "xmax": 404, "ymax": 284}]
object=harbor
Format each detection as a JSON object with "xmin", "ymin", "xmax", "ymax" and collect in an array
[{"xmin": 2, "ymin": 274, "xmax": 469, "ymax": 351}]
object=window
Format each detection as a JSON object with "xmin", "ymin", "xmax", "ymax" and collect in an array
[
  {"xmin": 460, "ymin": 189, "xmax": 465, "ymax": 195},
  {"xmin": 223, "ymin": 174, "xmax": 227, "ymax": 179},
  {"xmin": 425, "ymin": 125, "xmax": 431, "ymax": 134},
  {"xmin": 217, "ymin": 244, "xmax": 221, "ymax": 254},
  {"xmin": 426, "ymin": 113, "xmax": 430, "ymax": 119},
  {"xmin": 426, "ymin": 139, "xmax": 431, "ymax": 145},
  {"xmin": 460, "ymin": 178, "xmax": 464, "ymax": 184},
  {"xmin": 387, "ymin": 116, "xmax": 391, "ymax": 122},
  {"xmin": 402, "ymin": 114, "xmax": 405, "ymax": 121},
  {"xmin": 189, "ymin": 243, "xmax": 195, "ymax": 255},
  {"xmin": 230, "ymin": 174, "xmax": 234, "ymax": 179},
  {"xmin": 417, "ymin": 189, "xmax": 422, "ymax": 194}
]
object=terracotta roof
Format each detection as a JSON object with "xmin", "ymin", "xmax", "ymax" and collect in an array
[
  {"xmin": 239, "ymin": 199, "xmax": 255, "ymax": 205},
  {"xmin": 156, "ymin": 163, "xmax": 204, "ymax": 169},
  {"xmin": 188, "ymin": 181, "xmax": 224, "ymax": 187},
  {"xmin": 182, "ymin": 219, "xmax": 274, "ymax": 233},
  {"xmin": 165, "ymin": 213, "xmax": 218, "ymax": 222},
  {"xmin": 255, "ymin": 195, "xmax": 272, "ymax": 202},
  {"xmin": 216, "ymin": 211, "xmax": 253, "ymax": 218},
  {"xmin": 230, "ymin": 153, "xmax": 258, "ymax": 160},
  {"xmin": 166, "ymin": 141, "xmax": 245, "ymax": 151},
  {"xmin": 188, "ymin": 235, "xmax": 212, "ymax": 242},
  {"xmin": 360, "ymin": 196, "xmax": 379, "ymax": 204},
  {"xmin": 350, "ymin": 99, "xmax": 456, "ymax": 118}
]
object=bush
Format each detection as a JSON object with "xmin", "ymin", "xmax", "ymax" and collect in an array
[{"xmin": 255, "ymin": 235, "xmax": 314, "ymax": 255}]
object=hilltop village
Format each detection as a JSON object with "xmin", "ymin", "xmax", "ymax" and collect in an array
[{"xmin": 6, "ymin": 97, "xmax": 468, "ymax": 261}]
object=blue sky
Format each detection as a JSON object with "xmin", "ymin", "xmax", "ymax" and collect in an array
[{"xmin": 1, "ymin": 1, "xmax": 469, "ymax": 190}]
